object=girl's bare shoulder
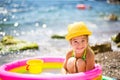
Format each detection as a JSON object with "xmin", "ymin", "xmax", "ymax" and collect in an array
[
  {"xmin": 86, "ymin": 47, "xmax": 95, "ymax": 58},
  {"xmin": 66, "ymin": 50, "xmax": 73, "ymax": 59}
]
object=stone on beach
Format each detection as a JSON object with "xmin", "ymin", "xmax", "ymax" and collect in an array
[
  {"xmin": 51, "ymin": 34, "xmax": 65, "ymax": 39},
  {"xmin": 91, "ymin": 42, "xmax": 112, "ymax": 54},
  {"xmin": 112, "ymin": 33, "xmax": 120, "ymax": 47},
  {"xmin": 0, "ymin": 36, "xmax": 39, "ymax": 54}
]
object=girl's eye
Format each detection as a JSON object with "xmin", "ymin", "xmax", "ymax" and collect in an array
[
  {"xmin": 74, "ymin": 40, "xmax": 78, "ymax": 43},
  {"xmin": 81, "ymin": 40, "xmax": 85, "ymax": 42},
  {"xmin": 72, "ymin": 40, "xmax": 78, "ymax": 44}
]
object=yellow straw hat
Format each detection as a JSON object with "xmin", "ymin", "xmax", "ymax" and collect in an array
[{"xmin": 65, "ymin": 22, "xmax": 92, "ymax": 40}]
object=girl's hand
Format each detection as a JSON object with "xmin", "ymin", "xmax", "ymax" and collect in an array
[{"xmin": 61, "ymin": 68, "xmax": 67, "ymax": 74}]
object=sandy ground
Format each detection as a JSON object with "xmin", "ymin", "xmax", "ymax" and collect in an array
[{"xmin": 95, "ymin": 51, "xmax": 120, "ymax": 79}]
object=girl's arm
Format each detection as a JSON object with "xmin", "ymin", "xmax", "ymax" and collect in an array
[
  {"xmin": 85, "ymin": 48, "xmax": 95, "ymax": 71},
  {"xmin": 62, "ymin": 51, "xmax": 72, "ymax": 74}
]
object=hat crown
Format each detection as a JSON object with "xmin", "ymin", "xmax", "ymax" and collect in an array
[
  {"xmin": 68, "ymin": 22, "xmax": 88, "ymax": 33},
  {"xmin": 66, "ymin": 22, "xmax": 92, "ymax": 40}
]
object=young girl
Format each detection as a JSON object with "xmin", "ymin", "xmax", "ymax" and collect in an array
[{"xmin": 62, "ymin": 22, "xmax": 95, "ymax": 74}]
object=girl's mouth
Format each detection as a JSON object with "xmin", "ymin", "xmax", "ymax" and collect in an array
[{"xmin": 76, "ymin": 47, "xmax": 84, "ymax": 50}]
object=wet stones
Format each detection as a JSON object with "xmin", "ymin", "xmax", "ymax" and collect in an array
[
  {"xmin": 91, "ymin": 42, "xmax": 112, "ymax": 54},
  {"xmin": 107, "ymin": 13, "xmax": 118, "ymax": 21},
  {"xmin": 51, "ymin": 34, "xmax": 65, "ymax": 39},
  {"xmin": 0, "ymin": 35, "xmax": 39, "ymax": 54},
  {"xmin": 112, "ymin": 33, "xmax": 120, "ymax": 47},
  {"xmin": 107, "ymin": 0, "xmax": 120, "ymax": 4}
]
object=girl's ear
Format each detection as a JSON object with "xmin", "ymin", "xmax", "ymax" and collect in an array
[
  {"xmin": 86, "ymin": 35, "xmax": 89, "ymax": 42},
  {"xmin": 87, "ymin": 37, "xmax": 89, "ymax": 42}
]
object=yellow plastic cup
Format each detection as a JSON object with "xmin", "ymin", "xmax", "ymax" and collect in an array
[{"xmin": 26, "ymin": 59, "xmax": 44, "ymax": 74}]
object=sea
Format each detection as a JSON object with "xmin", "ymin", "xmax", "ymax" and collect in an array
[{"xmin": 0, "ymin": 0, "xmax": 120, "ymax": 65}]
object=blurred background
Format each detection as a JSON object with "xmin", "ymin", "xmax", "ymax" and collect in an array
[{"xmin": 0, "ymin": 0, "xmax": 120, "ymax": 79}]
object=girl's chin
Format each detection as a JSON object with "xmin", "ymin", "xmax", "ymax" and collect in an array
[{"xmin": 75, "ymin": 49, "xmax": 84, "ymax": 53}]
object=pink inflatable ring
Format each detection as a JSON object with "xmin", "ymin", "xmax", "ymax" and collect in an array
[{"xmin": 0, "ymin": 57, "xmax": 102, "ymax": 80}]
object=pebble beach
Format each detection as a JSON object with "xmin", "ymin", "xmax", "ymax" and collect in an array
[{"xmin": 95, "ymin": 51, "xmax": 120, "ymax": 79}]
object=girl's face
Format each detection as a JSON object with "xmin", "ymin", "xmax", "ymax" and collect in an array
[{"xmin": 70, "ymin": 35, "xmax": 88, "ymax": 54}]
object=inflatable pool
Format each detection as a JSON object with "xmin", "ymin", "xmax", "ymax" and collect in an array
[{"xmin": 0, "ymin": 57, "xmax": 114, "ymax": 80}]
